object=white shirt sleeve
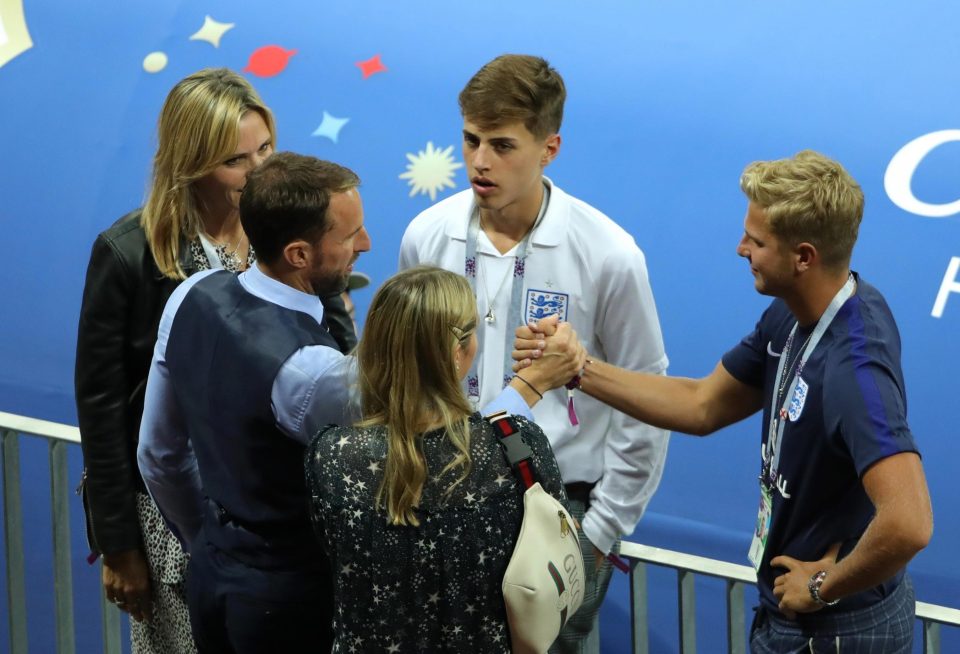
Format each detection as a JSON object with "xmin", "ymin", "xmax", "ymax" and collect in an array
[
  {"xmin": 272, "ymin": 348, "xmax": 361, "ymax": 443},
  {"xmin": 273, "ymin": 346, "xmax": 531, "ymax": 443},
  {"xmin": 581, "ymin": 246, "xmax": 671, "ymax": 555},
  {"xmin": 137, "ymin": 271, "xmax": 217, "ymax": 551},
  {"xmin": 480, "ymin": 385, "xmax": 534, "ymax": 422},
  {"xmin": 397, "ymin": 221, "xmax": 421, "ymax": 271}
]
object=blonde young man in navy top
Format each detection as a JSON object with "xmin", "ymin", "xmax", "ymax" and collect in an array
[{"xmin": 518, "ymin": 150, "xmax": 933, "ymax": 652}]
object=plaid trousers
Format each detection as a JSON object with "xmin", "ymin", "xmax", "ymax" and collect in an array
[
  {"xmin": 749, "ymin": 575, "xmax": 915, "ymax": 654},
  {"xmin": 549, "ymin": 495, "xmax": 618, "ymax": 654}
]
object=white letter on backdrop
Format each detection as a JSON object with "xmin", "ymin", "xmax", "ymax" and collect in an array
[
  {"xmin": 885, "ymin": 130, "xmax": 960, "ymax": 218},
  {"xmin": 932, "ymin": 257, "xmax": 960, "ymax": 318}
]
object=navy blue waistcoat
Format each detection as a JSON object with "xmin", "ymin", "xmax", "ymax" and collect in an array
[{"xmin": 166, "ymin": 271, "xmax": 337, "ymax": 569}]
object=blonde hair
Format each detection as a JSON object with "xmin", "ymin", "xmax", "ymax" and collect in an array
[
  {"xmin": 141, "ymin": 68, "xmax": 277, "ymax": 279},
  {"xmin": 357, "ymin": 266, "xmax": 477, "ymax": 526},
  {"xmin": 740, "ymin": 150, "xmax": 864, "ymax": 269}
]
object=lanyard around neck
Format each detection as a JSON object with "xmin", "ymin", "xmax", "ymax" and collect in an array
[
  {"xmin": 764, "ymin": 274, "xmax": 856, "ymax": 488},
  {"xmin": 463, "ymin": 183, "xmax": 550, "ymax": 404}
]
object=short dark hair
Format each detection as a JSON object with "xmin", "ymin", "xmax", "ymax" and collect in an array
[
  {"xmin": 240, "ymin": 152, "xmax": 360, "ymax": 264},
  {"xmin": 458, "ymin": 54, "xmax": 566, "ymax": 138}
]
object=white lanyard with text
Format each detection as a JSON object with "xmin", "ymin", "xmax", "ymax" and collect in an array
[
  {"xmin": 763, "ymin": 273, "xmax": 856, "ymax": 490},
  {"xmin": 748, "ymin": 274, "xmax": 855, "ymax": 571},
  {"xmin": 463, "ymin": 184, "xmax": 549, "ymax": 405}
]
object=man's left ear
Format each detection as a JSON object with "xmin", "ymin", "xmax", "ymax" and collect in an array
[
  {"xmin": 283, "ymin": 239, "xmax": 312, "ymax": 270},
  {"xmin": 541, "ymin": 134, "xmax": 561, "ymax": 167}
]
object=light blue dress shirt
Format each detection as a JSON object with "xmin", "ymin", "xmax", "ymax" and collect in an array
[{"xmin": 137, "ymin": 263, "xmax": 532, "ymax": 548}]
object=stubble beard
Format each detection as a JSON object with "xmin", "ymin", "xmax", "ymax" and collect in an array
[{"xmin": 311, "ymin": 270, "xmax": 349, "ymax": 297}]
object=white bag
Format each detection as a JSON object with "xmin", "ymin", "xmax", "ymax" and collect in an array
[
  {"xmin": 487, "ymin": 412, "xmax": 586, "ymax": 654},
  {"xmin": 502, "ymin": 483, "xmax": 585, "ymax": 654}
]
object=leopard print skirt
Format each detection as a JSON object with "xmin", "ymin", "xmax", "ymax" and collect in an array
[{"xmin": 131, "ymin": 492, "xmax": 196, "ymax": 654}]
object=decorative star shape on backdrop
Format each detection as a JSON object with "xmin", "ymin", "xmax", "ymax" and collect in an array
[
  {"xmin": 312, "ymin": 111, "xmax": 350, "ymax": 143},
  {"xmin": 189, "ymin": 16, "xmax": 235, "ymax": 48},
  {"xmin": 399, "ymin": 142, "xmax": 463, "ymax": 201},
  {"xmin": 355, "ymin": 54, "xmax": 387, "ymax": 79}
]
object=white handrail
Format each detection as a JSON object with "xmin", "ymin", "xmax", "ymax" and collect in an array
[
  {"xmin": 2, "ymin": 409, "xmax": 958, "ymax": 652},
  {"xmin": 916, "ymin": 601, "xmax": 960, "ymax": 627},
  {"xmin": 0, "ymin": 411, "xmax": 81, "ymax": 444},
  {"xmin": 619, "ymin": 541, "xmax": 960, "ymax": 627},
  {"xmin": 619, "ymin": 541, "xmax": 756, "ymax": 584}
]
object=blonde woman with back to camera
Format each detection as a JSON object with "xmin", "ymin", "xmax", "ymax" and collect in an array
[{"xmin": 306, "ymin": 265, "xmax": 571, "ymax": 652}]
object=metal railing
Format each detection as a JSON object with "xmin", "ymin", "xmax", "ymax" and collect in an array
[
  {"xmin": 3, "ymin": 410, "xmax": 959, "ymax": 653},
  {"xmin": 619, "ymin": 541, "xmax": 960, "ymax": 654},
  {"xmin": 1, "ymin": 411, "xmax": 122, "ymax": 654}
]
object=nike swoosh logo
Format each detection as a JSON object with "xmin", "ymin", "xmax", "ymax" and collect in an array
[{"xmin": 767, "ymin": 342, "xmax": 782, "ymax": 357}]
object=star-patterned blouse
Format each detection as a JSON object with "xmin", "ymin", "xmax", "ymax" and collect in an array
[{"xmin": 306, "ymin": 413, "xmax": 567, "ymax": 653}]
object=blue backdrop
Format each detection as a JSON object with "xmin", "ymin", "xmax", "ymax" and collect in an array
[{"xmin": 2, "ymin": 1, "xmax": 958, "ymax": 651}]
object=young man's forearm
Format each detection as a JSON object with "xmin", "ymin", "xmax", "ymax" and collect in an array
[{"xmin": 580, "ymin": 359, "xmax": 713, "ymax": 435}]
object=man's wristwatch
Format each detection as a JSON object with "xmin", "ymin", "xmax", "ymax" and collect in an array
[{"xmin": 808, "ymin": 570, "xmax": 840, "ymax": 607}]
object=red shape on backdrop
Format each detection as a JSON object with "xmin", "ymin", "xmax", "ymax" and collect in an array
[
  {"xmin": 244, "ymin": 46, "xmax": 297, "ymax": 77},
  {"xmin": 355, "ymin": 54, "xmax": 387, "ymax": 79}
]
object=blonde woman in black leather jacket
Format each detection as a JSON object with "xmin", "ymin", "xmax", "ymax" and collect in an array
[{"xmin": 75, "ymin": 68, "xmax": 352, "ymax": 653}]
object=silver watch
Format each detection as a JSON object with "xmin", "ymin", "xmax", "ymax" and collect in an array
[{"xmin": 808, "ymin": 570, "xmax": 840, "ymax": 607}]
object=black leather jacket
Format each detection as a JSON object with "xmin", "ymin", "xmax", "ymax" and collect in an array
[{"xmin": 75, "ymin": 210, "xmax": 357, "ymax": 555}]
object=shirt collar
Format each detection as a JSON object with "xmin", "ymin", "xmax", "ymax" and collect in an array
[
  {"xmin": 239, "ymin": 263, "xmax": 325, "ymax": 326},
  {"xmin": 446, "ymin": 176, "xmax": 565, "ymax": 247}
]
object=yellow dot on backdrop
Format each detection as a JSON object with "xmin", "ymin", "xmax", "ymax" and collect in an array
[{"xmin": 143, "ymin": 52, "xmax": 168, "ymax": 73}]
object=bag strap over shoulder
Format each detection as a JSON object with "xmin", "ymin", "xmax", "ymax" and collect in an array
[{"xmin": 485, "ymin": 411, "xmax": 540, "ymax": 490}]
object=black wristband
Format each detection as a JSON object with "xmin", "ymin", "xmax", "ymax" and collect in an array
[{"xmin": 513, "ymin": 374, "xmax": 543, "ymax": 399}]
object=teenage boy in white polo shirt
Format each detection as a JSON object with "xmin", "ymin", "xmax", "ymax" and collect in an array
[{"xmin": 399, "ymin": 54, "xmax": 670, "ymax": 653}]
